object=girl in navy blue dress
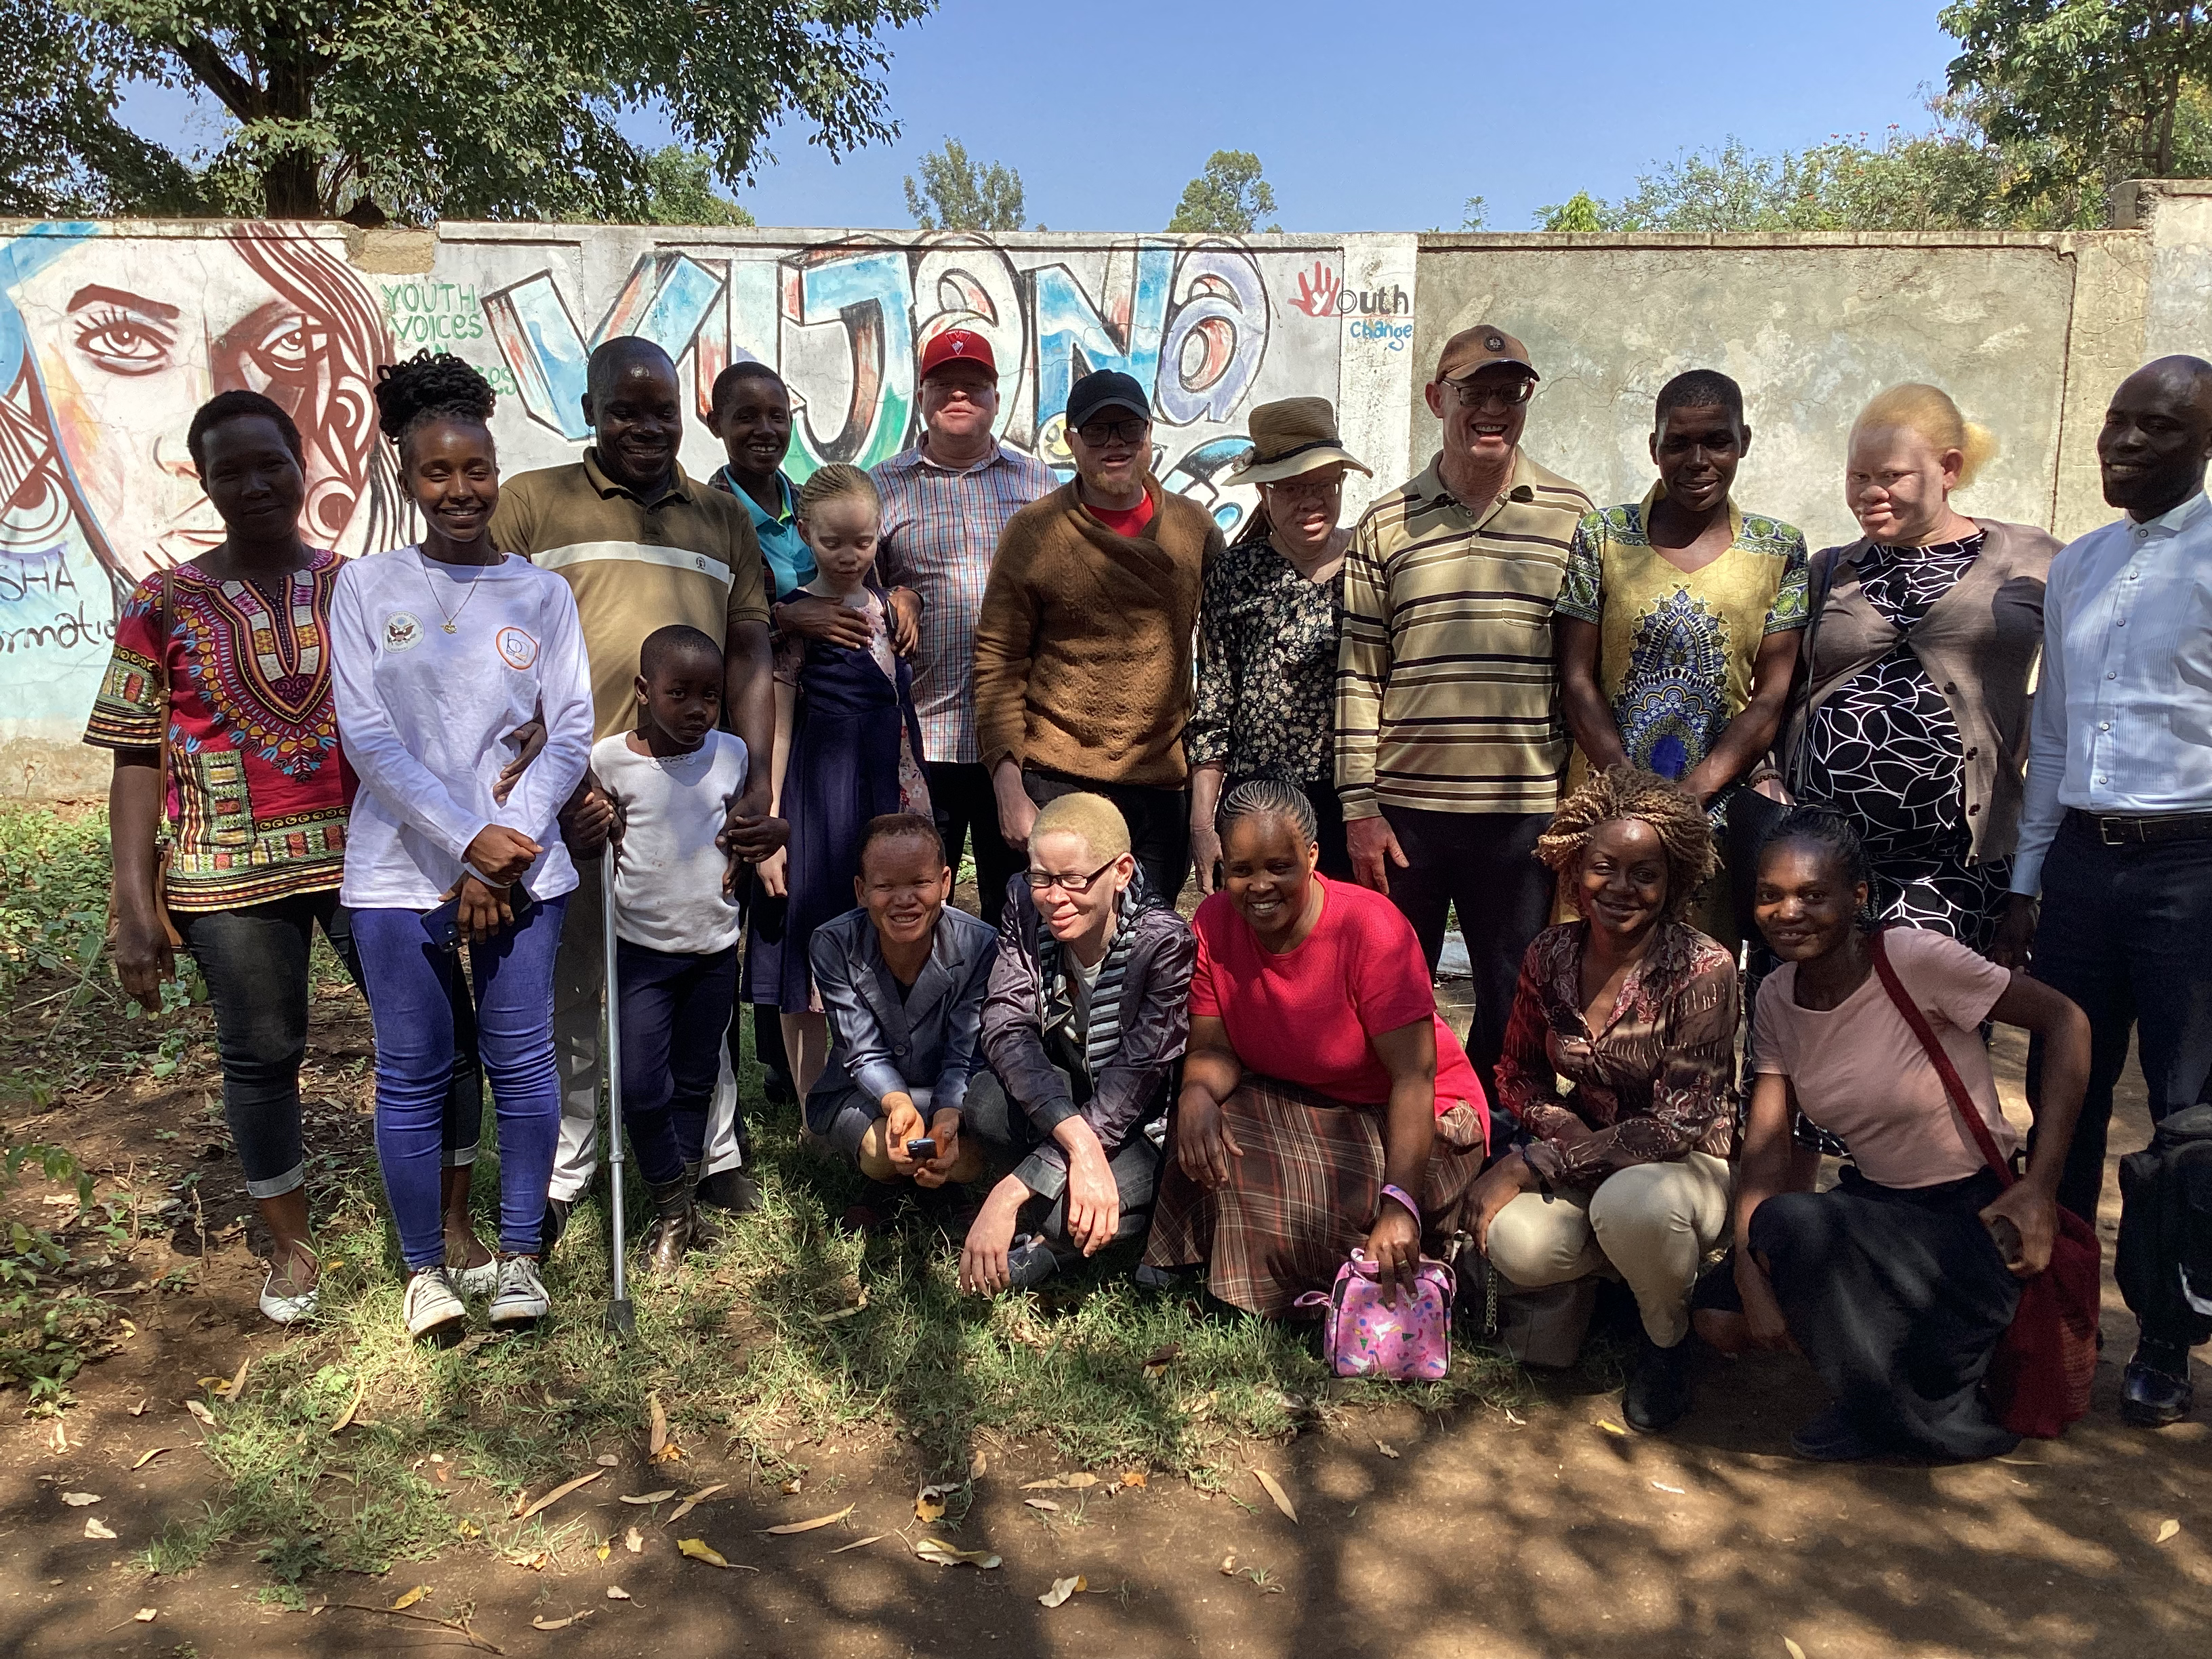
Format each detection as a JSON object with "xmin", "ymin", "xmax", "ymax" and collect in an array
[{"xmin": 750, "ymin": 464, "xmax": 930, "ymax": 1102}]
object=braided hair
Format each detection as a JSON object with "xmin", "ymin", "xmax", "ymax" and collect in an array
[
  {"xmin": 796, "ymin": 462, "xmax": 880, "ymax": 522},
  {"xmin": 1536, "ymin": 765, "xmax": 1716, "ymax": 920},
  {"xmin": 373, "ymin": 350, "xmax": 497, "ymax": 457},
  {"xmin": 1216, "ymin": 777, "xmax": 1318, "ymax": 846},
  {"xmin": 1755, "ymin": 805, "xmax": 1877, "ymax": 924}
]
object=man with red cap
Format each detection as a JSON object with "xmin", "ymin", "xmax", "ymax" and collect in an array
[
  {"xmin": 1336, "ymin": 324, "xmax": 1595, "ymax": 1103},
  {"xmin": 873, "ymin": 327, "xmax": 1057, "ymax": 927}
]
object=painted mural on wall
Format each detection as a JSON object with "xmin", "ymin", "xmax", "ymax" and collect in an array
[{"xmin": 0, "ymin": 224, "xmax": 1342, "ymax": 759}]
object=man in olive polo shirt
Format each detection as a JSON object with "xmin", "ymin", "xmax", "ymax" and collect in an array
[
  {"xmin": 1336, "ymin": 324, "xmax": 1595, "ymax": 1100},
  {"xmin": 491, "ymin": 335, "xmax": 781, "ymax": 1246}
]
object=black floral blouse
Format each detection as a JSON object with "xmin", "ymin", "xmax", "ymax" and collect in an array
[{"xmin": 1187, "ymin": 537, "xmax": 1341, "ymax": 785}]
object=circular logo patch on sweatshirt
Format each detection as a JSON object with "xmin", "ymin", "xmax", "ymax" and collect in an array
[
  {"xmin": 382, "ymin": 611, "xmax": 424, "ymax": 651},
  {"xmin": 495, "ymin": 626, "xmax": 539, "ymax": 670}
]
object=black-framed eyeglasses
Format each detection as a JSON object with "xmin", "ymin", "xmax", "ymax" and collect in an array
[
  {"xmin": 1448, "ymin": 376, "xmax": 1536, "ymax": 411},
  {"xmin": 1074, "ymin": 417, "xmax": 1151, "ymax": 447},
  {"xmin": 1025, "ymin": 857, "xmax": 1120, "ymax": 895}
]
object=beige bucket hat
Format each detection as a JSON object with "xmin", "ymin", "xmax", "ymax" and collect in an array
[{"xmin": 1227, "ymin": 397, "xmax": 1372, "ymax": 486}]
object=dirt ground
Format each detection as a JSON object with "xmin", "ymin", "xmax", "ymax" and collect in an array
[{"xmin": 0, "ymin": 968, "xmax": 2206, "ymax": 1658}]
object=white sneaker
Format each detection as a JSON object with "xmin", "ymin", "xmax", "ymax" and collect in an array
[
  {"xmin": 258, "ymin": 1246, "xmax": 320, "ymax": 1325},
  {"xmin": 488, "ymin": 1255, "xmax": 550, "ymax": 1327},
  {"xmin": 449, "ymin": 1255, "xmax": 499, "ymax": 1299},
  {"xmin": 403, "ymin": 1267, "xmax": 468, "ymax": 1341}
]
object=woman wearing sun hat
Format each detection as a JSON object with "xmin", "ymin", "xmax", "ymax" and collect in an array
[{"xmin": 1187, "ymin": 398, "xmax": 1370, "ymax": 889}]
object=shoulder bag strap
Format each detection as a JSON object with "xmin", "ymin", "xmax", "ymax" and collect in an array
[
  {"xmin": 156, "ymin": 569, "xmax": 176, "ymax": 836},
  {"xmin": 1866, "ymin": 928, "xmax": 2013, "ymax": 1187},
  {"xmin": 1782, "ymin": 544, "xmax": 1847, "ymax": 798}
]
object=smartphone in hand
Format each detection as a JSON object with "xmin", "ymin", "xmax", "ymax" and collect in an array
[{"xmin": 905, "ymin": 1137, "xmax": 937, "ymax": 1161}]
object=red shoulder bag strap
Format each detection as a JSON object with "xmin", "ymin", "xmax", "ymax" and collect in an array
[{"xmin": 1867, "ymin": 928, "xmax": 2014, "ymax": 1189}]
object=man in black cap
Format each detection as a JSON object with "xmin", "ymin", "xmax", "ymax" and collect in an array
[{"xmin": 971, "ymin": 369, "xmax": 1226, "ymax": 901}]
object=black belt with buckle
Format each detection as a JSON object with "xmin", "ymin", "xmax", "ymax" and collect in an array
[{"xmin": 2066, "ymin": 808, "xmax": 2212, "ymax": 845}]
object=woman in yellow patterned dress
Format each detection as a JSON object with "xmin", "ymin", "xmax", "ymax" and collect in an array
[{"xmin": 1555, "ymin": 369, "xmax": 1808, "ymax": 943}]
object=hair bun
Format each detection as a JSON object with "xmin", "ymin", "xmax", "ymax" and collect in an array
[{"xmin": 372, "ymin": 350, "xmax": 497, "ymax": 445}]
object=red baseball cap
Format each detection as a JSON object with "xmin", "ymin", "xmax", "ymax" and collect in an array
[{"xmin": 918, "ymin": 327, "xmax": 998, "ymax": 381}]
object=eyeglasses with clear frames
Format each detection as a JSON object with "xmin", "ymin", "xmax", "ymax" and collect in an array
[{"xmin": 1025, "ymin": 857, "xmax": 1120, "ymax": 895}]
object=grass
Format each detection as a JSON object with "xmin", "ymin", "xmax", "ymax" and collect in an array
[{"xmin": 0, "ymin": 804, "xmax": 1525, "ymax": 1586}]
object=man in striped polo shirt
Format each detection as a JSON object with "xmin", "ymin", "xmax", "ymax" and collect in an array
[
  {"xmin": 490, "ymin": 335, "xmax": 781, "ymax": 1246},
  {"xmin": 1335, "ymin": 324, "xmax": 1594, "ymax": 1097}
]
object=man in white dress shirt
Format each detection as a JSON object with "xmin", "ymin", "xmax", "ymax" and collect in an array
[{"xmin": 1997, "ymin": 354, "xmax": 2212, "ymax": 1428}]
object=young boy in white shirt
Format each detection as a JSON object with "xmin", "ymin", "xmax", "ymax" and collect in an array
[{"xmin": 592, "ymin": 625, "xmax": 752, "ymax": 1273}]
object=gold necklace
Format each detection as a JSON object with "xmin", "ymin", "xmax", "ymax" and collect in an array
[{"xmin": 419, "ymin": 548, "xmax": 493, "ymax": 634}]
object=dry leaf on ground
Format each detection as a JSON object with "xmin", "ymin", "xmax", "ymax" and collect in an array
[
  {"xmin": 1652, "ymin": 1481, "xmax": 1686, "ymax": 1496},
  {"xmin": 1374, "ymin": 1441, "xmax": 1400, "ymax": 1459},
  {"xmin": 668, "ymin": 1483, "xmax": 727, "ymax": 1525},
  {"xmin": 916, "ymin": 1493, "xmax": 945, "ymax": 1523},
  {"xmin": 184, "ymin": 1399, "xmax": 217, "ymax": 1429},
  {"xmin": 968, "ymin": 1449, "xmax": 987, "ymax": 1479},
  {"xmin": 1021, "ymin": 1473, "xmax": 1098, "ymax": 1490},
  {"xmin": 620, "ymin": 1490, "xmax": 677, "ymax": 1507},
  {"xmin": 778, "ymin": 1477, "xmax": 802, "ymax": 1495},
  {"xmin": 1038, "ymin": 1575, "xmax": 1086, "ymax": 1608},
  {"xmin": 510, "ymin": 1549, "xmax": 552, "ymax": 1572},
  {"xmin": 330, "ymin": 1378, "xmax": 364, "ymax": 1435},
  {"xmin": 593, "ymin": 1541, "xmax": 609, "ymax": 1563},
  {"xmin": 388, "ymin": 1586, "xmax": 429, "ymax": 1612},
  {"xmin": 133, "ymin": 1609, "xmax": 156, "ymax": 1623},
  {"xmin": 1024, "ymin": 1498, "xmax": 1060, "ymax": 1513},
  {"xmin": 594, "ymin": 1454, "xmax": 619, "ymax": 1467},
  {"xmin": 828, "ymin": 1535, "xmax": 884, "ymax": 1555},
  {"xmin": 59, "ymin": 1492, "xmax": 100, "ymax": 1507},
  {"xmin": 1598, "ymin": 1419, "xmax": 1627, "ymax": 1436},
  {"xmin": 84, "ymin": 1518, "xmax": 116, "ymax": 1540},
  {"xmin": 677, "ymin": 1537, "xmax": 758, "ymax": 1571},
  {"xmin": 1218, "ymin": 1555, "xmax": 1237, "ymax": 1575},
  {"xmin": 761, "ymin": 1505, "xmax": 854, "ymax": 1536},
  {"xmin": 1121, "ymin": 1471, "xmax": 1147, "ymax": 1488},
  {"xmin": 454, "ymin": 1520, "xmax": 482, "ymax": 1541},
  {"xmin": 2157, "ymin": 1519, "xmax": 2182, "ymax": 1544},
  {"xmin": 1252, "ymin": 1469, "xmax": 1297, "ymax": 1523},
  {"xmin": 605, "ymin": 1586, "xmax": 632, "ymax": 1600},
  {"xmin": 647, "ymin": 1395, "xmax": 668, "ymax": 1456},
  {"xmin": 130, "ymin": 1448, "xmax": 171, "ymax": 1471},
  {"xmin": 623, "ymin": 1526, "xmax": 643, "ymax": 1554},
  {"xmin": 518, "ymin": 1469, "xmax": 603, "ymax": 1522},
  {"xmin": 533, "ymin": 1610, "xmax": 595, "ymax": 1631},
  {"xmin": 127, "ymin": 1399, "xmax": 147, "ymax": 1418},
  {"xmin": 222, "ymin": 1355, "xmax": 251, "ymax": 1399},
  {"xmin": 1783, "ymin": 1640, "xmax": 1807, "ymax": 1659},
  {"xmin": 913, "ymin": 1536, "xmax": 1001, "ymax": 1569}
]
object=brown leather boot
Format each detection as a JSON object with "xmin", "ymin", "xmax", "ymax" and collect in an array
[
  {"xmin": 643, "ymin": 1173, "xmax": 696, "ymax": 1276},
  {"xmin": 679, "ymin": 1161, "xmax": 720, "ymax": 1250}
]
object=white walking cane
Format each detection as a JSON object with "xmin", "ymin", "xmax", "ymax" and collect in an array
[{"xmin": 600, "ymin": 853, "xmax": 635, "ymax": 1338}]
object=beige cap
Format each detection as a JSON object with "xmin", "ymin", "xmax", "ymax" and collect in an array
[{"xmin": 1435, "ymin": 323, "xmax": 1538, "ymax": 384}]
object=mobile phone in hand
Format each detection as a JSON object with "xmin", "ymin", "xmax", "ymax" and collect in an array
[
  {"xmin": 424, "ymin": 894, "xmax": 463, "ymax": 952},
  {"xmin": 906, "ymin": 1136, "xmax": 937, "ymax": 1161},
  {"xmin": 1985, "ymin": 1212, "xmax": 2024, "ymax": 1268}
]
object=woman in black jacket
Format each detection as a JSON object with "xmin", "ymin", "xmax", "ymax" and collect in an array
[{"xmin": 959, "ymin": 792, "xmax": 1195, "ymax": 1293}]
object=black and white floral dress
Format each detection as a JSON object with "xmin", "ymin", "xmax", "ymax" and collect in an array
[
  {"xmin": 1187, "ymin": 537, "xmax": 1340, "ymax": 787},
  {"xmin": 1800, "ymin": 533, "xmax": 2011, "ymax": 951}
]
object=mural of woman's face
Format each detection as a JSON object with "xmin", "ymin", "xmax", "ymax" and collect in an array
[{"xmin": 14, "ymin": 240, "xmax": 334, "ymax": 582}]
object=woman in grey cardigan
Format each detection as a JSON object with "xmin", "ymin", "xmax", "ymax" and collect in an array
[
  {"xmin": 959, "ymin": 793, "xmax": 1195, "ymax": 1294},
  {"xmin": 1769, "ymin": 384, "xmax": 2060, "ymax": 954}
]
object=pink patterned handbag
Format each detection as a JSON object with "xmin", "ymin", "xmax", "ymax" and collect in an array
[{"xmin": 1296, "ymin": 1250, "xmax": 1456, "ymax": 1380}]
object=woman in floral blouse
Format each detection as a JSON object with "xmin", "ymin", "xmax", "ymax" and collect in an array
[
  {"xmin": 1469, "ymin": 766, "xmax": 1738, "ymax": 1434},
  {"xmin": 1186, "ymin": 399, "xmax": 1369, "ymax": 889}
]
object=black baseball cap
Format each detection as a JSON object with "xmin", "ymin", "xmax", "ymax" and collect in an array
[{"xmin": 1066, "ymin": 369, "xmax": 1151, "ymax": 432}]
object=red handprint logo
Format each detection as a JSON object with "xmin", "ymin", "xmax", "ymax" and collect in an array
[{"xmin": 1290, "ymin": 262, "xmax": 1343, "ymax": 319}]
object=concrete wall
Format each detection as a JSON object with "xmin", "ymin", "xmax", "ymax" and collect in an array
[{"xmin": 1, "ymin": 205, "xmax": 2205, "ymax": 801}]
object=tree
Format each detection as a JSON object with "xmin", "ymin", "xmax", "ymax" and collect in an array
[
  {"xmin": 1460, "ymin": 195, "xmax": 1488, "ymax": 230},
  {"xmin": 0, "ymin": 1, "xmax": 203, "ymax": 216},
  {"xmin": 1942, "ymin": 1, "xmax": 2212, "ymax": 220},
  {"xmin": 638, "ymin": 146, "xmax": 756, "ymax": 227},
  {"xmin": 1168, "ymin": 150, "xmax": 1279, "ymax": 234},
  {"xmin": 901, "ymin": 137, "xmax": 1027, "ymax": 231},
  {"xmin": 20, "ymin": 1, "xmax": 930, "ymax": 220}
]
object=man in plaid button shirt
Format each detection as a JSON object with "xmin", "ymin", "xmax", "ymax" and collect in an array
[{"xmin": 873, "ymin": 328, "xmax": 1057, "ymax": 926}]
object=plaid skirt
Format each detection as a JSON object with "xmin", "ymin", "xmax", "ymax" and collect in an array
[{"xmin": 1141, "ymin": 1076, "xmax": 1484, "ymax": 1318}]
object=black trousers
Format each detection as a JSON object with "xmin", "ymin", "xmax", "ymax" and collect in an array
[
  {"xmin": 1023, "ymin": 766, "xmax": 1190, "ymax": 906},
  {"xmin": 1753, "ymin": 1166, "xmax": 2021, "ymax": 1462},
  {"xmin": 2027, "ymin": 815, "xmax": 2212, "ymax": 1242},
  {"xmin": 1377, "ymin": 806, "xmax": 1552, "ymax": 1102},
  {"xmin": 928, "ymin": 760, "xmax": 1028, "ymax": 930},
  {"xmin": 962, "ymin": 1068, "xmax": 1162, "ymax": 1252}
]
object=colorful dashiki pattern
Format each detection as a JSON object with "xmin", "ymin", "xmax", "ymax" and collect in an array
[{"xmin": 83, "ymin": 548, "xmax": 350, "ymax": 910}]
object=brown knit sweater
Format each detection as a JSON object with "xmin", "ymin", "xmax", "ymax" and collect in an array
[{"xmin": 972, "ymin": 476, "xmax": 1223, "ymax": 787}]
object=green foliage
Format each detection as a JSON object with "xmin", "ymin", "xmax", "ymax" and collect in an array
[
  {"xmin": 0, "ymin": 807, "xmax": 117, "ymax": 1003},
  {"xmin": 1540, "ymin": 190, "xmax": 1609, "ymax": 233},
  {"xmin": 902, "ymin": 137, "xmax": 1027, "ymax": 231},
  {"xmin": 0, "ymin": 0, "xmax": 207, "ymax": 216},
  {"xmin": 38, "ymin": 1, "xmax": 932, "ymax": 220},
  {"xmin": 636, "ymin": 145, "xmax": 756, "ymax": 227},
  {"xmin": 1459, "ymin": 195, "xmax": 1489, "ymax": 231},
  {"xmin": 1168, "ymin": 149, "xmax": 1280, "ymax": 235},
  {"xmin": 0, "ymin": 1142, "xmax": 112, "ymax": 1408},
  {"xmin": 1944, "ymin": 1, "xmax": 2212, "ymax": 220}
]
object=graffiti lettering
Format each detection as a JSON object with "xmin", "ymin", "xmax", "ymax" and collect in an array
[
  {"xmin": 1349, "ymin": 319, "xmax": 1415, "ymax": 351},
  {"xmin": 2, "ymin": 600, "xmax": 110, "ymax": 655},
  {"xmin": 382, "ymin": 280, "xmax": 487, "ymax": 347}
]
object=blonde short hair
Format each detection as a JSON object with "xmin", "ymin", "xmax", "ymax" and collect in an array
[
  {"xmin": 1029, "ymin": 792, "xmax": 1131, "ymax": 865},
  {"xmin": 1850, "ymin": 383, "xmax": 1999, "ymax": 489}
]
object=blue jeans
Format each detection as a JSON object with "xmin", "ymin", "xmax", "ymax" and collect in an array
[
  {"xmin": 352, "ymin": 895, "xmax": 567, "ymax": 1266},
  {"xmin": 616, "ymin": 939, "xmax": 739, "ymax": 1186}
]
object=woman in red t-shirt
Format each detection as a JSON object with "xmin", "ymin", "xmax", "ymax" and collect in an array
[{"xmin": 1141, "ymin": 781, "xmax": 1488, "ymax": 1317}]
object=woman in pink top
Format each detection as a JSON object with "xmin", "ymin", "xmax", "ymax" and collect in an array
[
  {"xmin": 1735, "ymin": 807, "xmax": 2089, "ymax": 1462},
  {"xmin": 1142, "ymin": 781, "xmax": 1488, "ymax": 1317}
]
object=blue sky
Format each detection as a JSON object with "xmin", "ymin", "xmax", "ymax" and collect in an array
[{"xmin": 119, "ymin": 0, "xmax": 1966, "ymax": 232}]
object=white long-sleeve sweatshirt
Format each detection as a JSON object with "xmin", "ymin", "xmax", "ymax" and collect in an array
[{"xmin": 333, "ymin": 546, "xmax": 594, "ymax": 909}]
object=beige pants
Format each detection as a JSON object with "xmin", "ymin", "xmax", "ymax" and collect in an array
[{"xmin": 1486, "ymin": 1151, "xmax": 1732, "ymax": 1347}]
